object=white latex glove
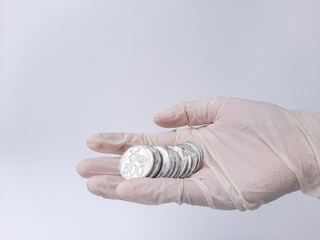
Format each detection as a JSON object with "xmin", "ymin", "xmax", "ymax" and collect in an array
[{"xmin": 77, "ymin": 97, "xmax": 320, "ymax": 211}]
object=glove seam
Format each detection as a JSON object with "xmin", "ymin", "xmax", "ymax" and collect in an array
[{"xmin": 188, "ymin": 178, "xmax": 216, "ymax": 209}]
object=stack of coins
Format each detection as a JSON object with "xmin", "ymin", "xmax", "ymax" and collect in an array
[{"xmin": 119, "ymin": 142, "xmax": 203, "ymax": 180}]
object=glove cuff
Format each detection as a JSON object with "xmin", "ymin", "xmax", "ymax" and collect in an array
[{"xmin": 289, "ymin": 110, "xmax": 320, "ymax": 198}]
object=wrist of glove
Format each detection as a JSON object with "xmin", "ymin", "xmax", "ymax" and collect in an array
[{"xmin": 288, "ymin": 109, "xmax": 320, "ymax": 198}]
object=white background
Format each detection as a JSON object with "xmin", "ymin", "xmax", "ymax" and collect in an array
[{"xmin": 1, "ymin": 0, "xmax": 320, "ymax": 239}]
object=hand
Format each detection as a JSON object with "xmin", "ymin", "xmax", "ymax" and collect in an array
[{"xmin": 77, "ymin": 97, "xmax": 320, "ymax": 211}]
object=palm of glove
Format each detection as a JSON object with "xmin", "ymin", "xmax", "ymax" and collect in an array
[{"xmin": 77, "ymin": 97, "xmax": 313, "ymax": 211}]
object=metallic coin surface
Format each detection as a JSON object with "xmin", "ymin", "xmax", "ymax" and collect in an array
[
  {"xmin": 184, "ymin": 141, "xmax": 203, "ymax": 172},
  {"xmin": 181, "ymin": 149, "xmax": 193, "ymax": 178},
  {"xmin": 154, "ymin": 146, "xmax": 173, "ymax": 178},
  {"xmin": 178, "ymin": 143, "xmax": 199, "ymax": 177},
  {"xmin": 119, "ymin": 142, "xmax": 204, "ymax": 179},
  {"xmin": 167, "ymin": 147, "xmax": 181, "ymax": 178},
  {"xmin": 148, "ymin": 146, "xmax": 162, "ymax": 178},
  {"xmin": 119, "ymin": 145, "xmax": 155, "ymax": 180},
  {"xmin": 168, "ymin": 145, "xmax": 189, "ymax": 178},
  {"xmin": 164, "ymin": 146, "xmax": 177, "ymax": 178}
]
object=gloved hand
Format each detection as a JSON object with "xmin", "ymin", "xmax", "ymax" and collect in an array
[{"xmin": 77, "ymin": 97, "xmax": 320, "ymax": 211}]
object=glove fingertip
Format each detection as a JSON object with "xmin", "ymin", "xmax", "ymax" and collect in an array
[
  {"xmin": 153, "ymin": 111, "xmax": 172, "ymax": 127},
  {"xmin": 153, "ymin": 106, "xmax": 185, "ymax": 128},
  {"xmin": 86, "ymin": 134, "xmax": 101, "ymax": 150}
]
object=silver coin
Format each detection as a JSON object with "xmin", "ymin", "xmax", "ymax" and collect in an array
[
  {"xmin": 164, "ymin": 146, "xmax": 177, "ymax": 178},
  {"xmin": 153, "ymin": 146, "xmax": 173, "ymax": 178},
  {"xmin": 178, "ymin": 143, "xmax": 199, "ymax": 177},
  {"xmin": 177, "ymin": 144, "xmax": 192, "ymax": 177},
  {"xmin": 191, "ymin": 142, "xmax": 203, "ymax": 169},
  {"xmin": 183, "ymin": 141, "xmax": 203, "ymax": 172},
  {"xmin": 148, "ymin": 146, "xmax": 162, "ymax": 178},
  {"xmin": 168, "ymin": 145, "xmax": 189, "ymax": 178},
  {"xmin": 119, "ymin": 145, "xmax": 155, "ymax": 180},
  {"xmin": 167, "ymin": 147, "xmax": 181, "ymax": 178},
  {"xmin": 179, "ymin": 145, "xmax": 194, "ymax": 178}
]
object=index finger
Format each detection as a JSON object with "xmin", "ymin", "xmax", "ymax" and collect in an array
[{"xmin": 86, "ymin": 131, "xmax": 177, "ymax": 154}]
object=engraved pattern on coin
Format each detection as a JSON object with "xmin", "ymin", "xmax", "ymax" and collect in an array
[
  {"xmin": 119, "ymin": 145, "xmax": 155, "ymax": 180},
  {"xmin": 178, "ymin": 143, "xmax": 198, "ymax": 177}
]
